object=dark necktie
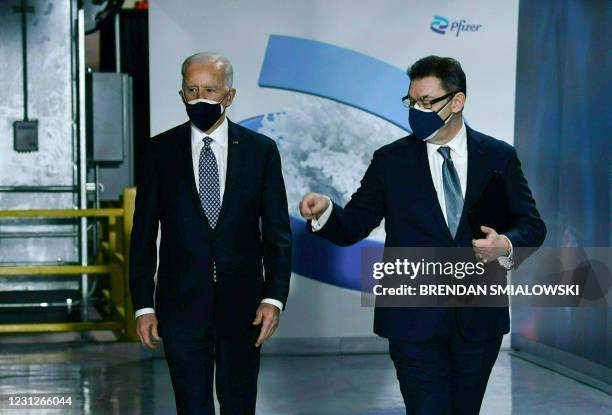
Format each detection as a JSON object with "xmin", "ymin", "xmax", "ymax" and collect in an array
[
  {"xmin": 198, "ymin": 136, "xmax": 221, "ymax": 228},
  {"xmin": 438, "ymin": 146, "xmax": 464, "ymax": 237}
]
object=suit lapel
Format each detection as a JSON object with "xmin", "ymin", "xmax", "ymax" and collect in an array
[
  {"xmin": 215, "ymin": 120, "xmax": 242, "ymax": 230},
  {"xmin": 454, "ymin": 126, "xmax": 488, "ymax": 241},
  {"xmin": 178, "ymin": 121, "xmax": 214, "ymax": 230},
  {"xmin": 406, "ymin": 138, "xmax": 453, "ymax": 241}
]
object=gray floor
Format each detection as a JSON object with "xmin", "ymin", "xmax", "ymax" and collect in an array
[{"xmin": 0, "ymin": 338, "xmax": 609, "ymax": 414}]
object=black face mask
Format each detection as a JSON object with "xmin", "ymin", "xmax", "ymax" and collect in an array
[{"xmin": 183, "ymin": 90, "xmax": 230, "ymax": 132}]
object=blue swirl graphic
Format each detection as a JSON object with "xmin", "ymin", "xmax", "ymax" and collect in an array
[
  {"xmin": 430, "ymin": 15, "xmax": 449, "ymax": 34},
  {"xmin": 240, "ymin": 35, "xmax": 410, "ymax": 291}
]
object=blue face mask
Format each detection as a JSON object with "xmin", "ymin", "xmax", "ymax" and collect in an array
[{"xmin": 408, "ymin": 97, "xmax": 455, "ymax": 141}]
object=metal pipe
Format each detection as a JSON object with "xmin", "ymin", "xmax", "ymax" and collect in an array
[
  {"xmin": 0, "ymin": 186, "xmax": 77, "ymax": 193},
  {"xmin": 94, "ymin": 165, "xmax": 101, "ymax": 208},
  {"xmin": 70, "ymin": 0, "xmax": 79, "ymax": 212},
  {"xmin": 0, "ymin": 231, "xmax": 78, "ymax": 239},
  {"xmin": 0, "ymin": 184, "xmax": 100, "ymax": 193},
  {"xmin": 77, "ymin": 9, "xmax": 89, "ymax": 322},
  {"xmin": 19, "ymin": 0, "xmax": 29, "ymax": 121},
  {"xmin": 92, "ymin": 163, "xmax": 100, "ymax": 262},
  {"xmin": 114, "ymin": 12, "xmax": 121, "ymax": 72}
]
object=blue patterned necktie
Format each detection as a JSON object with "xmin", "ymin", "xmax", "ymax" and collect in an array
[
  {"xmin": 198, "ymin": 136, "xmax": 221, "ymax": 228},
  {"xmin": 438, "ymin": 146, "xmax": 464, "ymax": 237}
]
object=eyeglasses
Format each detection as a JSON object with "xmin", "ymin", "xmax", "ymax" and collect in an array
[{"xmin": 401, "ymin": 91, "xmax": 457, "ymax": 109}]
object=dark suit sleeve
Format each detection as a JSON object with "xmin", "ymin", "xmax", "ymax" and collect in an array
[
  {"xmin": 307, "ymin": 149, "xmax": 386, "ymax": 246},
  {"xmin": 260, "ymin": 142, "xmax": 292, "ymax": 308},
  {"xmin": 129, "ymin": 143, "xmax": 161, "ymax": 311},
  {"xmin": 502, "ymin": 147, "xmax": 547, "ymax": 265}
]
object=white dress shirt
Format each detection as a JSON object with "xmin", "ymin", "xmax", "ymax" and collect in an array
[
  {"xmin": 135, "ymin": 117, "xmax": 283, "ymax": 319},
  {"xmin": 312, "ymin": 121, "xmax": 513, "ymax": 268}
]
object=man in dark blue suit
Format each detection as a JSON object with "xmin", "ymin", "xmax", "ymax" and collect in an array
[
  {"xmin": 300, "ymin": 56, "xmax": 546, "ymax": 414},
  {"xmin": 129, "ymin": 53, "xmax": 292, "ymax": 414}
]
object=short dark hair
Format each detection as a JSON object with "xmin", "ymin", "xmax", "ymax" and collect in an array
[{"xmin": 407, "ymin": 56, "xmax": 466, "ymax": 95}]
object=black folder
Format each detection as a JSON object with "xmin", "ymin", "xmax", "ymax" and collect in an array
[{"xmin": 467, "ymin": 171, "xmax": 511, "ymax": 239}]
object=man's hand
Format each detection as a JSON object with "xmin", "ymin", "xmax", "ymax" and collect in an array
[
  {"xmin": 299, "ymin": 192, "xmax": 330, "ymax": 220},
  {"xmin": 472, "ymin": 226, "xmax": 511, "ymax": 263},
  {"xmin": 136, "ymin": 313, "xmax": 161, "ymax": 349},
  {"xmin": 252, "ymin": 303, "xmax": 280, "ymax": 347}
]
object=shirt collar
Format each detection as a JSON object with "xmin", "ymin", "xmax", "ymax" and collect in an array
[
  {"xmin": 190, "ymin": 116, "xmax": 229, "ymax": 149},
  {"xmin": 426, "ymin": 121, "xmax": 467, "ymax": 158}
]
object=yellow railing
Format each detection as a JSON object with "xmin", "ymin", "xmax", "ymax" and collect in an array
[{"xmin": 0, "ymin": 187, "xmax": 138, "ymax": 340}]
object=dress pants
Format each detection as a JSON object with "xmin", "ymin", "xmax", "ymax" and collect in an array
[
  {"xmin": 389, "ymin": 310, "xmax": 502, "ymax": 415},
  {"xmin": 162, "ymin": 282, "xmax": 262, "ymax": 415},
  {"xmin": 163, "ymin": 329, "xmax": 261, "ymax": 415}
]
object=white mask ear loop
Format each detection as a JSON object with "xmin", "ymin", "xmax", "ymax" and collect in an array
[
  {"xmin": 421, "ymin": 99, "xmax": 455, "ymax": 141},
  {"xmin": 439, "ymin": 97, "xmax": 455, "ymax": 123}
]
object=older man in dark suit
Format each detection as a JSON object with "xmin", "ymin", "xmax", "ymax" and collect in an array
[{"xmin": 130, "ymin": 52, "xmax": 292, "ymax": 415}]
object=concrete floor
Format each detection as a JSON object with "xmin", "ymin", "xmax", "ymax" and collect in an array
[{"xmin": 0, "ymin": 339, "xmax": 609, "ymax": 415}]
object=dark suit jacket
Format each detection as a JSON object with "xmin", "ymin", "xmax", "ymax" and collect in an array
[
  {"xmin": 308, "ymin": 125, "xmax": 546, "ymax": 341},
  {"xmin": 129, "ymin": 119, "xmax": 292, "ymax": 340}
]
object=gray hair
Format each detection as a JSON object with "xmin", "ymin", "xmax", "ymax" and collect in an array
[{"xmin": 181, "ymin": 52, "xmax": 234, "ymax": 88}]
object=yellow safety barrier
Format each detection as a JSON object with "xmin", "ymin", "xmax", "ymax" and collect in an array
[{"xmin": 0, "ymin": 187, "xmax": 138, "ymax": 340}]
